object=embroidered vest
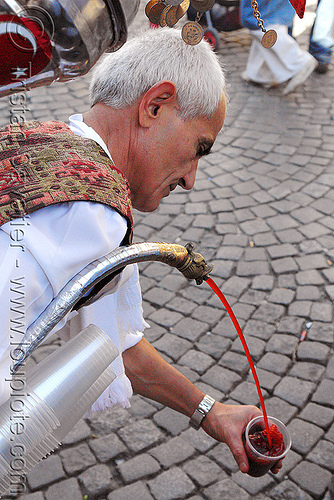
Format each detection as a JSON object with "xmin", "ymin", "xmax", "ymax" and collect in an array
[
  {"xmin": 0, "ymin": 120, "xmax": 134, "ymax": 308},
  {"xmin": 0, "ymin": 120, "xmax": 133, "ymax": 243}
]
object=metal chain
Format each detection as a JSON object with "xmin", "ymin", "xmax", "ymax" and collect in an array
[
  {"xmin": 251, "ymin": 0, "xmax": 266, "ymax": 33},
  {"xmin": 195, "ymin": 11, "xmax": 203, "ymax": 23}
]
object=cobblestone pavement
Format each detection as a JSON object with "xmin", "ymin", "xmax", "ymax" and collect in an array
[{"xmin": 1, "ymin": 1, "xmax": 333, "ymax": 499}]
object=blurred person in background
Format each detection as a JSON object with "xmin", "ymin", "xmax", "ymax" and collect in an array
[
  {"xmin": 240, "ymin": 0, "xmax": 317, "ymax": 94},
  {"xmin": 309, "ymin": 0, "xmax": 334, "ymax": 73}
]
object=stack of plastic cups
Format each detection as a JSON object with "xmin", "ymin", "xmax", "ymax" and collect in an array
[{"xmin": 0, "ymin": 325, "xmax": 118, "ymax": 495}]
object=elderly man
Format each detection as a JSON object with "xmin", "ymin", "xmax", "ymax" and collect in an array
[{"xmin": 0, "ymin": 28, "xmax": 279, "ymax": 475}]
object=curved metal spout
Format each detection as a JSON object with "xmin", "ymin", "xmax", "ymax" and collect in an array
[{"xmin": 12, "ymin": 241, "xmax": 213, "ymax": 373}]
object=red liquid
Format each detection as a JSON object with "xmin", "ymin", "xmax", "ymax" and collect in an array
[
  {"xmin": 206, "ymin": 277, "xmax": 272, "ymax": 447},
  {"xmin": 249, "ymin": 424, "xmax": 284, "ymax": 456},
  {"xmin": 246, "ymin": 423, "xmax": 285, "ymax": 476}
]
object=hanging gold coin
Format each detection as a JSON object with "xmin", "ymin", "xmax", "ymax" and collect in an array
[
  {"xmin": 261, "ymin": 29, "xmax": 277, "ymax": 48},
  {"xmin": 182, "ymin": 21, "xmax": 204, "ymax": 45},
  {"xmin": 148, "ymin": 1, "xmax": 166, "ymax": 24},
  {"xmin": 165, "ymin": 0, "xmax": 190, "ymax": 26},
  {"xmin": 165, "ymin": 5, "xmax": 179, "ymax": 26},
  {"xmin": 145, "ymin": 0, "xmax": 159, "ymax": 17},
  {"xmin": 190, "ymin": 0, "xmax": 215, "ymax": 12},
  {"xmin": 176, "ymin": 0, "xmax": 190, "ymax": 20},
  {"xmin": 160, "ymin": 5, "xmax": 171, "ymax": 26}
]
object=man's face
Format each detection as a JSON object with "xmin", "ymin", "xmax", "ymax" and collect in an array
[{"xmin": 129, "ymin": 94, "xmax": 226, "ymax": 212}]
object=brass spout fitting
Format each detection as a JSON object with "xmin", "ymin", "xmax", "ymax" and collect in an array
[{"xmin": 176, "ymin": 242, "xmax": 214, "ymax": 285}]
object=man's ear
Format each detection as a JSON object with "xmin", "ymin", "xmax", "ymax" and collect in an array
[{"xmin": 138, "ymin": 81, "xmax": 177, "ymax": 127}]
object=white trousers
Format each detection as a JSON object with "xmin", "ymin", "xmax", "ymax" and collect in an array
[{"xmin": 245, "ymin": 24, "xmax": 314, "ymax": 84}]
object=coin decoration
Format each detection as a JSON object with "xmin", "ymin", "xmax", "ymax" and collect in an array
[
  {"xmin": 190, "ymin": 0, "xmax": 214, "ymax": 13},
  {"xmin": 145, "ymin": 0, "xmax": 160, "ymax": 16},
  {"xmin": 146, "ymin": 0, "xmax": 209, "ymax": 44},
  {"xmin": 145, "ymin": 0, "xmax": 192, "ymax": 28},
  {"xmin": 165, "ymin": 5, "xmax": 180, "ymax": 26},
  {"xmin": 159, "ymin": 6, "xmax": 170, "ymax": 26},
  {"xmin": 145, "ymin": 0, "xmax": 276, "ymax": 47},
  {"xmin": 261, "ymin": 29, "xmax": 277, "ymax": 48},
  {"xmin": 181, "ymin": 21, "xmax": 204, "ymax": 45},
  {"xmin": 147, "ymin": 1, "xmax": 166, "ymax": 24},
  {"xmin": 177, "ymin": 0, "xmax": 191, "ymax": 20},
  {"xmin": 251, "ymin": 0, "xmax": 277, "ymax": 48}
]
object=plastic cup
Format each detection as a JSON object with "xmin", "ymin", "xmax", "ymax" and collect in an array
[
  {"xmin": 244, "ymin": 416, "xmax": 291, "ymax": 477},
  {"xmin": 52, "ymin": 365, "xmax": 115, "ymax": 442},
  {"xmin": 0, "ymin": 325, "xmax": 118, "ymax": 496},
  {"xmin": 26, "ymin": 324, "xmax": 118, "ymax": 422}
]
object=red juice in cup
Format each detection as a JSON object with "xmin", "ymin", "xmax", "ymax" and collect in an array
[{"xmin": 244, "ymin": 416, "xmax": 291, "ymax": 477}]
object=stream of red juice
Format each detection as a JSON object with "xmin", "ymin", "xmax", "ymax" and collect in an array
[{"xmin": 206, "ymin": 277, "xmax": 272, "ymax": 447}]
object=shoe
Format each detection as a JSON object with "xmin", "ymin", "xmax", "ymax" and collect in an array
[
  {"xmin": 316, "ymin": 62, "xmax": 329, "ymax": 74},
  {"xmin": 241, "ymin": 70, "xmax": 251, "ymax": 82},
  {"xmin": 241, "ymin": 71, "xmax": 277, "ymax": 89},
  {"xmin": 282, "ymin": 57, "xmax": 318, "ymax": 95}
]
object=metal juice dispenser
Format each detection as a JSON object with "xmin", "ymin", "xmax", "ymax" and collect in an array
[{"xmin": 0, "ymin": 0, "xmax": 140, "ymax": 97}]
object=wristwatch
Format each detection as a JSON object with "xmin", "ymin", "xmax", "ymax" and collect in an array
[{"xmin": 189, "ymin": 394, "xmax": 215, "ymax": 430}]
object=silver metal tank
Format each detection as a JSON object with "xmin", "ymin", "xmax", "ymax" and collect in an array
[{"xmin": 0, "ymin": 0, "xmax": 140, "ymax": 96}]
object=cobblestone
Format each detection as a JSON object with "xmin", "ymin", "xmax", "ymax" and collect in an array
[
  {"xmin": 288, "ymin": 418, "xmax": 324, "ymax": 455},
  {"xmin": 307, "ymin": 439, "xmax": 334, "ymax": 470},
  {"xmin": 88, "ymin": 406, "xmax": 133, "ymax": 435},
  {"xmin": 183, "ymin": 423, "xmax": 217, "ymax": 458},
  {"xmin": 26, "ymin": 456, "xmax": 65, "ymax": 490},
  {"xmin": 247, "ymin": 368, "xmax": 280, "ymax": 391},
  {"xmin": 289, "ymin": 461, "xmax": 332, "ymax": 498},
  {"xmin": 204, "ymin": 478, "xmax": 250, "ymax": 500},
  {"xmin": 289, "ymin": 362, "xmax": 325, "ymax": 381},
  {"xmin": 232, "ymin": 470, "xmax": 275, "ymax": 496},
  {"xmin": 230, "ymin": 381, "xmax": 268, "ymax": 406},
  {"xmin": 269, "ymin": 479, "xmax": 313, "ymax": 500},
  {"xmin": 89, "ymin": 433, "xmax": 126, "ymax": 462},
  {"xmin": 201, "ymin": 366, "xmax": 242, "ymax": 393},
  {"xmin": 118, "ymin": 454, "xmax": 160, "ymax": 482},
  {"xmin": 60, "ymin": 444, "xmax": 96, "ymax": 475},
  {"xmin": 152, "ymin": 333, "xmax": 192, "ymax": 361},
  {"xmin": 219, "ymin": 351, "xmax": 250, "ymax": 376},
  {"xmin": 264, "ymin": 397, "xmax": 298, "ymax": 424},
  {"xmin": 266, "ymin": 334, "xmax": 298, "ymax": 356},
  {"xmin": 118, "ymin": 420, "xmax": 162, "ymax": 452},
  {"xmin": 79, "ymin": 464, "xmax": 113, "ymax": 496},
  {"xmin": 108, "ymin": 482, "xmax": 154, "ymax": 500},
  {"xmin": 62, "ymin": 419, "xmax": 91, "ymax": 445},
  {"xmin": 274, "ymin": 376, "xmax": 316, "ymax": 407},
  {"xmin": 153, "ymin": 407, "xmax": 188, "ymax": 436},
  {"xmin": 299, "ymin": 402, "xmax": 334, "ymax": 429},
  {"xmin": 20, "ymin": 494, "xmax": 45, "ymax": 500},
  {"xmin": 182, "ymin": 455, "xmax": 226, "ymax": 487},
  {"xmin": 149, "ymin": 436, "xmax": 195, "ymax": 467},
  {"xmin": 172, "ymin": 317, "xmax": 208, "ymax": 341},
  {"xmin": 308, "ymin": 322, "xmax": 334, "ymax": 344},
  {"xmin": 196, "ymin": 333, "xmax": 232, "ymax": 359},
  {"xmin": 257, "ymin": 353, "xmax": 291, "ymax": 375},
  {"xmin": 147, "ymin": 468, "xmax": 195, "ymax": 500},
  {"xmin": 312, "ymin": 379, "xmax": 334, "ymax": 407},
  {"xmin": 231, "ymin": 336, "xmax": 266, "ymax": 362},
  {"xmin": 44, "ymin": 478, "xmax": 82, "ymax": 500}
]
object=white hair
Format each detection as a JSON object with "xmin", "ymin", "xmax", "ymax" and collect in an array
[{"xmin": 89, "ymin": 27, "xmax": 226, "ymax": 119}]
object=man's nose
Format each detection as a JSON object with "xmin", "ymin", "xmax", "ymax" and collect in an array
[{"xmin": 178, "ymin": 161, "xmax": 198, "ymax": 191}]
